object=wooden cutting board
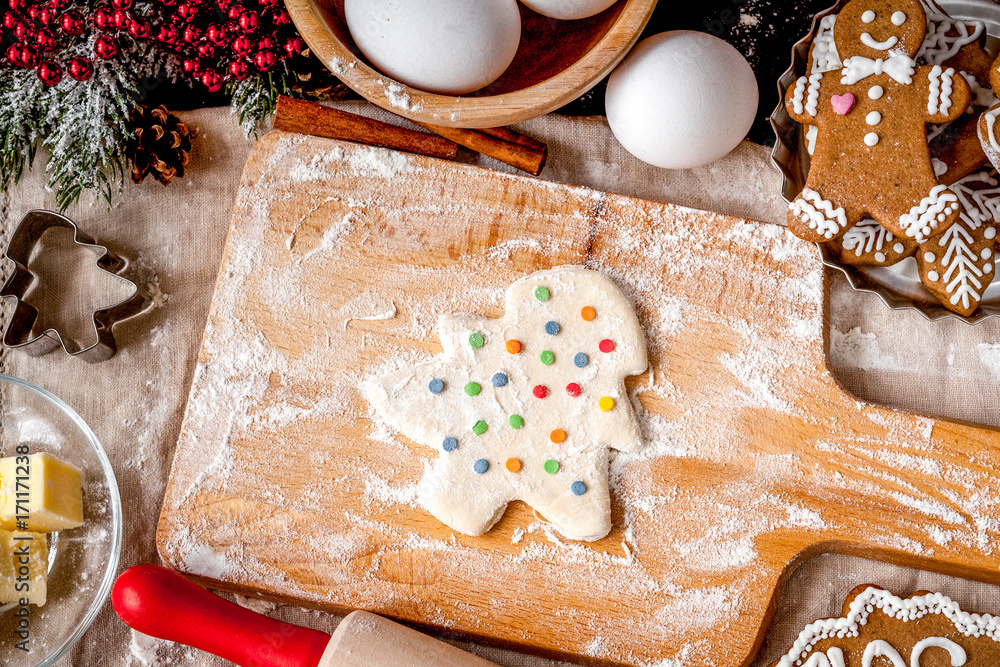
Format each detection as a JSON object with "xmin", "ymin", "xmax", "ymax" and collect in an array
[{"xmin": 158, "ymin": 131, "xmax": 1000, "ymax": 667}]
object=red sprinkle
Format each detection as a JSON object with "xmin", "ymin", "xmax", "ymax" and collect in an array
[
  {"xmin": 599, "ymin": 339, "xmax": 615, "ymax": 353},
  {"xmin": 566, "ymin": 383, "xmax": 581, "ymax": 397},
  {"xmin": 533, "ymin": 385, "xmax": 548, "ymax": 399}
]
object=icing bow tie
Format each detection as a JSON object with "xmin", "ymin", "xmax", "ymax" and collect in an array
[{"xmin": 840, "ymin": 55, "xmax": 915, "ymax": 85}]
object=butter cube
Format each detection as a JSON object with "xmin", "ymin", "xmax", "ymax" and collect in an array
[
  {"xmin": 0, "ymin": 453, "xmax": 83, "ymax": 532},
  {"xmin": 10, "ymin": 532, "xmax": 46, "ymax": 606},
  {"xmin": 0, "ymin": 529, "xmax": 15, "ymax": 604}
]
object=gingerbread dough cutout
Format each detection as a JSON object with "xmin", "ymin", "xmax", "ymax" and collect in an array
[
  {"xmin": 786, "ymin": 0, "xmax": 971, "ymax": 243},
  {"xmin": 364, "ymin": 267, "xmax": 648, "ymax": 542}
]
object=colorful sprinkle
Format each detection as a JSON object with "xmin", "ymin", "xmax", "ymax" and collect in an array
[
  {"xmin": 506, "ymin": 458, "xmax": 522, "ymax": 473},
  {"xmin": 545, "ymin": 321, "xmax": 560, "ymax": 335},
  {"xmin": 533, "ymin": 385, "xmax": 548, "ymax": 399},
  {"xmin": 534, "ymin": 286, "xmax": 550, "ymax": 301},
  {"xmin": 428, "ymin": 378, "xmax": 444, "ymax": 394},
  {"xmin": 473, "ymin": 459, "xmax": 489, "ymax": 474},
  {"xmin": 574, "ymin": 352, "xmax": 589, "ymax": 368},
  {"xmin": 571, "ymin": 481, "xmax": 587, "ymax": 496},
  {"xmin": 508, "ymin": 414, "xmax": 524, "ymax": 429},
  {"xmin": 506, "ymin": 340, "xmax": 522, "ymax": 354},
  {"xmin": 544, "ymin": 459, "xmax": 560, "ymax": 474},
  {"xmin": 550, "ymin": 429, "xmax": 566, "ymax": 444},
  {"xmin": 540, "ymin": 350, "xmax": 555, "ymax": 365},
  {"xmin": 473, "ymin": 420, "xmax": 488, "ymax": 435},
  {"xmin": 566, "ymin": 383, "xmax": 581, "ymax": 397},
  {"xmin": 581, "ymin": 306, "xmax": 596, "ymax": 321},
  {"xmin": 469, "ymin": 333, "xmax": 485, "ymax": 348},
  {"xmin": 599, "ymin": 339, "xmax": 615, "ymax": 353},
  {"xmin": 442, "ymin": 437, "xmax": 458, "ymax": 452},
  {"xmin": 464, "ymin": 382, "xmax": 481, "ymax": 396},
  {"xmin": 491, "ymin": 372, "xmax": 508, "ymax": 387},
  {"xmin": 599, "ymin": 396, "xmax": 614, "ymax": 412}
]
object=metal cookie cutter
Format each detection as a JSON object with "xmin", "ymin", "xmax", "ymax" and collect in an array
[{"xmin": 0, "ymin": 210, "xmax": 151, "ymax": 363}]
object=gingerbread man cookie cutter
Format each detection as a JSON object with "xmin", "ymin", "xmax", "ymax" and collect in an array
[{"xmin": 0, "ymin": 210, "xmax": 152, "ymax": 363}]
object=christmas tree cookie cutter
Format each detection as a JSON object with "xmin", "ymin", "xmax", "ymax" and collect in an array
[{"xmin": 0, "ymin": 210, "xmax": 151, "ymax": 363}]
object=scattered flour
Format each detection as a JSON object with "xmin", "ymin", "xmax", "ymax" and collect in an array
[{"xmin": 830, "ymin": 326, "xmax": 900, "ymax": 371}]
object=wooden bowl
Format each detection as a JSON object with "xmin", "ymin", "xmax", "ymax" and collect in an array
[{"xmin": 284, "ymin": 0, "xmax": 659, "ymax": 128}]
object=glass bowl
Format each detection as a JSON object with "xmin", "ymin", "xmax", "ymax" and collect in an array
[{"xmin": 0, "ymin": 374, "xmax": 122, "ymax": 666}]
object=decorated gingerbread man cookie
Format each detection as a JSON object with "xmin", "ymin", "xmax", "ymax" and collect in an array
[
  {"xmin": 770, "ymin": 585, "xmax": 1000, "ymax": 667},
  {"xmin": 786, "ymin": 0, "xmax": 971, "ymax": 243},
  {"xmin": 365, "ymin": 267, "xmax": 648, "ymax": 542}
]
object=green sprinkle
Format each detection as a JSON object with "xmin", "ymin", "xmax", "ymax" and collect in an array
[
  {"xmin": 473, "ymin": 420, "xmax": 488, "ymax": 435},
  {"xmin": 544, "ymin": 459, "xmax": 559, "ymax": 474},
  {"xmin": 508, "ymin": 414, "xmax": 524, "ymax": 429},
  {"xmin": 464, "ymin": 382, "xmax": 481, "ymax": 396},
  {"xmin": 469, "ymin": 332, "xmax": 485, "ymax": 348},
  {"xmin": 540, "ymin": 350, "xmax": 555, "ymax": 365},
  {"xmin": 534, "ymin": 286, "xmax": 550, "ymax": 301}
]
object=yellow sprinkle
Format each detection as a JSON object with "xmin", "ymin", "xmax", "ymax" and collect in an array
[{"xmin": 599, "ymin": 396, "xmax": 614, "ymax": 412}]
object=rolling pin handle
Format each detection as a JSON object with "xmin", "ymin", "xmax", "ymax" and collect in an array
[{"xmin": 112, "ymin": 564, "xmax": 331, "ymax": 667}]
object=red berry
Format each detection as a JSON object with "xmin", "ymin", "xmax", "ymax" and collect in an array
[
  {"xmin": 284, "ymin": 36, "xmax": 305, "ymax": 59},
  {"xmin": 256, "ymin": 35, "xmax": 274, "ymax": 51},
  {"xmin": 67, "ymin": 55, "xmax": 93, "ymax": 81},
  {"xmin": 205, "ymin": 22, "xmax": 227, "ymax": 46},
  {"xmin": 36, "ymin": 7, "xmax": 55, "ymax": 25},
  {"xmin": 37, "ymin": 60, "xmax": 62, "ymax": 86},
  {"xmin": 176, "ymin": 2, "xmax": 198, "ymax": 19},
  {"xmin": 8, "ymin": 0, "xmax": 27, "ymax": 10},
  {"xmin": 182, "ymin": 25, "xmax": 200, "ymax": 43},
  {"xmin": 232, "ymin": 34, "xmax": 252, "ymax": 55},
  {"xmin": 5, "ymin": 44, "xmax": 22, "ymax": 66},
  {"xmin": 532, "ymin": 385, "xmax": 548, "ymax": 399},
  {"xmin": 258, "ymin": 0, "xmax": 278, "ymax": 7},
  {"xmin": 112, "ymin": 9, "xmax": 131, "ymax": 31},
  {"xmin": 92, "ymin": 7, "xmax": 114, "ymax": 30},
  {"xmin": 128, "ymin": 17, "xmax": 150, "ymax": 38},
  {"xmin": 196, "ymin": 41, "xmax": 214, "ymax": 58},
  {"xmin": 48, "ymin": 0, "xmax": 71, "ymax": 11},
  {"xmin": 26, "ymin": 5, "xmax": 39, "ymax": 22},
  {"xmin": 17, "ymin": 44, "xmax": 39, "ymax": 67},
  {"xmin": 227, "ymin": 58, "xmax": 248, "ymax": 80},
  {"xmin": 272, "ymin": 9, "xmax": 290, "ymax": 25},
  {"xmin": 237, "ymin": 10, "xmax": 258, "ymax": 32},
  {"xmin": 13, "ymin": 21, "xmax": 33, "ymax": 43},
  {"xmin": 111, "ymin": 0, "xmax": 133, "ymax": 9},
  {"xmin": 3, "ymin": 12, "xmax": 20, "ymax": 29},
  {"xmin": 35, "ymin": 27, "xmax": 55, "ymax": 50},
  {"xmin": 181, "ymin": 57, "xmax": 201, "ymax": 75},
  {"xmin": 157, "ymin": 23, "xmax": 179, "ymax": 44},
  {"xmin": 215, "ymin": 0, "xmax": 230, "ymax": 10},
  {"xmin": 225, "ymin": 5, "xmax": 240, "ymax": 21},
  {"xmin": 60, "ymin": 9, "xmax": 86, "ymax": 35},
  {"xmin": 252, "ymin": 49, "xmax": 275, "ymax": 71},
  {"xmin": 159, "ymin": 0, "xmax": 177, "ymax": 6},
  {"xmin": 200, "ymin": 69, "xmax": 223, "ymax": 91},
  {"xmin": 94, "ymin": 34, "xmax": 118, "ymax": 59}
]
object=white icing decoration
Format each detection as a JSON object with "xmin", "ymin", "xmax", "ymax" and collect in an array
[
  {"xmin": 866, "ymin": 111, "xmax": 881, "ymax": 125},
  {"xmin": 987, "ymin": 227, "xmax": 997, "ymax": 239},
  {"xmin": 841, "ymin": 220, "xmax": 894, "ymax": 257},
  {"xmin": 927, "ymin": 66, "xmax": 954, "ymax": 115},
  {"xmin": 875, "ymin": 252, "xmax": 886, "ymax": 262},
  {"xmin": 918, "ymin": 13, "xmax": 985, "ymax": 65},
  {"xmin": 894, "ymin": 242, "xmax": 904, "ymax": 253},
  {"xmin": 841, "ymin": 55, "xmax": 914, "ymax": 85},
  {"xmin": 869, "ymin": 85, "xmax": 884, "ymax": 100},
  {"xmin": 932, "ymin": 158, "xmax": 947, "ymax": 177},
  {"xmin": 806, "ymin": 125, "xmax": 819, "ymax": 155},
  {"xmin": 865, "ymin": 132, "xmax": 879, "ymax": 146},
  {"xmin": 805, "ymin": 73, "xmax": 822, "ymax": 116},
  {"xmin": 776, "ymin": 588, "xmax": 1000, "ymax": 667},
  {"xmin": 981, "ymin": 106, "xmax": 1000, "ymax": 156},
  {"xmin": 791, "ymin": 189, "xmax": 848, "ymax": 239},
  {"xmin": 962, "ymin": 72, "xmax": 998, "ymax": 108},
  {"xmin": 862, "ymin": 10, "xmax": 875, "ymax": 23},
  {"xmin": 924, "ymin": 252, "xmax": 936, "ymax": 263},
  {"xmin": 939, "ymin": 218, "xmax": 984, "ymax": 309},
  {"xmin": 891, "ymin": 11, "xmax": 906, "ymax": 26},
  {"xmin": 792, "ymin": 76, "xmax": 808, "ymax": 115},
  {"xmin": 950, "ymin": 171, "xmax": 1000, "ymax": 230},
  {"xmin": 804, "ymin": 649, "xmax": 846, "ymax": 667},
  {"xmin": 910, "ymin": 637, "xmax": 966, "ymax": 667},
  {"xmin": 864, "ymin": 640, "xmax": 906, "ymax": 667},
  {"xmin": 861, "ymin": 33, "xmax": 899, "ymax": 50},
  {"xmin": 899, "ymin": 185, "xmax": 959, "ymax": 241},
  {"xmin": 811, "ymin": 14, "xmax": 842, "ymax": 73},
  {"xmin": 365, "ymin": 267, "xmax": 648, "ymax": 542},
  {"xmin": 928, "ymin": 270, "xmax": 941, "ymax": 281},
  {"xmin": 983, "ymin": 248, "xmax": 992, "ymax": 259},
  {"xmin": 986, "ymin": 263, "xmax": 993, "ymax": 273}
]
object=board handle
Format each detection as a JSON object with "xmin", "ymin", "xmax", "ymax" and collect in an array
[{"xmin": 113, "ymin": 564, "xmax": 331, "ymax": 667}]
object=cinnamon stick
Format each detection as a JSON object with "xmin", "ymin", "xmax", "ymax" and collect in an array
[
  {"xmin": 414, "ymin": 121, "xmax": 548, "ymax": 175},
  {"xmin": 273, "ymin": 96, "xmax": 458, "ymax": 161}
]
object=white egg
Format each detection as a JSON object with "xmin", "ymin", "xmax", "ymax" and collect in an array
[
  {"xmin": 519, "ymin": 0, "xmax": 618, "ymax": 20},
  {"xmin": 606, "ymin": 31, "xmax": 759, "ymax": 169},
  {"xmin": 344, "ymin": 0, "xmax": 522, "ymax": 95}
]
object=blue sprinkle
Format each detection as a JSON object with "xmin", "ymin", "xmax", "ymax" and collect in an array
[
  {"xmin": 491, "ymin": 372, "xmax": 508, "ymax": 387},
  {"xmin": 574, "ymin": 353, "xmax": 589, "ymax": 368},
  {"xmin": 442, "ymin": 437, "xmax": 457, "ymax": 452},
  {"xmin": 428, "ymin": 378, "xmax": 444, "ymax": 394},
  {"xmin": 545, "ymin": 321, "xmax": 560, "ymax": 335},
  {"xmin": 571, "ymin": 481, "xmax": 587, "ymax": 496},
  {"xmin": 473, "ymin": 459, "xmax": 490, "ymax": 474}
]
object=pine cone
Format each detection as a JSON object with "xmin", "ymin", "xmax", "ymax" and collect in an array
[{"xmin": 125, "ymin": 105, "xmax": 194, "ymax": 186}]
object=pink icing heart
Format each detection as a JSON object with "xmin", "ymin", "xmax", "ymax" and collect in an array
[{"xmin": 831, "ymin": 93, "xmax": 855, "ymax": 115}]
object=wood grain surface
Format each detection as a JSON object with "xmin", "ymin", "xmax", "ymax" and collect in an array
[{"xmin": 158, "ymin": 131, "xmax": 1000, "ymax": 667}]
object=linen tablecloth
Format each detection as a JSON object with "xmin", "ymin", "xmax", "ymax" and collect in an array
[{"xmin": 5, "ymin": 103, "xmax": 1000, "ymax": 667}]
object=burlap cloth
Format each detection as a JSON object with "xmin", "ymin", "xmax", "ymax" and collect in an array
[{"xmin": 5, "ymin": 103, "xmax": 1000, "ymax": 666}]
